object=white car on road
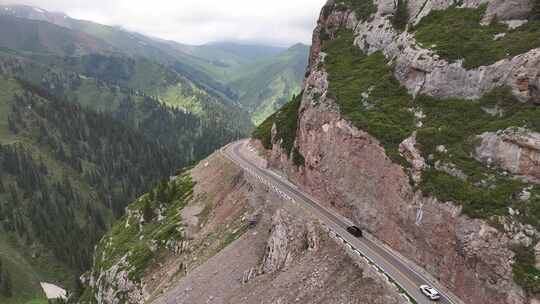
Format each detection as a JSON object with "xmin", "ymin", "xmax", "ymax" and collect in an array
[{"xmin": 419, "ymin": 285, "xmax": 441, "ymax": 301}]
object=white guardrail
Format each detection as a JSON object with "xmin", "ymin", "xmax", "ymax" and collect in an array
[{"xmin": 220, "ymin": 146, "xmax": 420, "ymax": 304}]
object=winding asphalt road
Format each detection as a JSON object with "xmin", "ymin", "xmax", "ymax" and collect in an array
[{"xmin": 222, "ymin": 140, "xmax": 464, "ymax": 304}]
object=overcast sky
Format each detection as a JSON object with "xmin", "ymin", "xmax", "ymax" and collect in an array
[{"xmin": 0, "ymin": 0, "xmax": 326, "ymax": 47}]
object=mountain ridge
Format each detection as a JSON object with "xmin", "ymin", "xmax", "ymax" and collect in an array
[
  {"xmin": 0, "ymin": 4, "xmax": 310, "ymax": 123},
  {"xmin": 0, "ymin": 3, "xmax": 310, "ymax": 304}
]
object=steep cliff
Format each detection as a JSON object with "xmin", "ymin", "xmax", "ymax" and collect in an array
[{"xmin": 253, "ymin": 0, "xmax": 540, "ymax": 303}]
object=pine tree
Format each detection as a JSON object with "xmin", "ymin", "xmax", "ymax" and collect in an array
[
  {"xmin": 391, "ymin": 0, "xmax": 409, "ymax": 31},
  {"xmin": 142, "ymin": 199, "xmax": 155, "ymax": 223},
  {"xmin": 0, "ymin": 259, "xmax": 12, "ymax": 297}
]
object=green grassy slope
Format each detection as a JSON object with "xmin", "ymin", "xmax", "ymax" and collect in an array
[
  {"xmin": 0, "ymin": 9, "xmax": 307, "ymax": 302},
  {"xmin": 0, "ymin": 6, "xmax": 245, "ymax": 102},
  {"xmin": 0, "ymin": 77, "xmax": 209, "ymax": 303},
  {"xmin": 414, "ymin": 5, "xmax": 540, "ymax": 69},
  {"xmin": 0, "ymin": 49, "xmax": 254, "ymax": 301},
  {"xmin": 65, "ymin": 20, "xmax": 289, "ymax": 102},
  {"xmin": 229, "ymin": 44, "xmax": 309, "ymax": 124},
  {"xmin": 172, "ymin": 42, "xmax": 286, "ymax": 79}
]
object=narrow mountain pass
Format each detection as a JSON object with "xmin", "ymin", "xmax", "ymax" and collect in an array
[{"xmin": 223, "ymin": 139, "xmax": 466, "ymax": 304}]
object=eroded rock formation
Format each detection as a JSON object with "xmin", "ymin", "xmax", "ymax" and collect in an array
[{"xmin": 476, "ymin": 128, "xmax": 540, "ymax": 183}]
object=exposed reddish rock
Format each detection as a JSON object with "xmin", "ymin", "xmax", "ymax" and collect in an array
[
  {"xmin": 265, "ymin": 90, "xmax": 525, "ymax": 304},
  {"xmin": 256, "ymin": 1, "xmax": 536, "ymax": 303},
  {"xmin": 399, "ymin": 132, "xmax": 426, "ymax": 183}
]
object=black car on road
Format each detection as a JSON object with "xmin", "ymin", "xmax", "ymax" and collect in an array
[{"xmin": 347, "ymin": 226, "xmax": 363, "ymax": 237}]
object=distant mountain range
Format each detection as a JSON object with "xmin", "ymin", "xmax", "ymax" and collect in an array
[
  {"xmin": 0, "ymin": 4, "xmax": 308, "ymax": 304},
  {"xmin": 0, "ymin": 4, "xmax": 310, "ymax": 122}
]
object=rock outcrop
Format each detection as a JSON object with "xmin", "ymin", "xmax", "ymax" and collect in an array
[
  {"xmin": 476, "ymin": 128, "xmax": 540, "ymax": 183},
  {"xmin": 273, "ymin": 88, "xmax": 525, "ymax": 303},
  {"xmin": 260, "ymin": 209, "xmax": 320, "ymax": 274},
  {"xmin": 329, "ymin": 0, "xmax": 540, "ymax": 103},
  {"xmin": 399, "ymin": 132, "xmax": 426, "ymax": 183},
  {"xmin": 87, "ymin": 255, "xmax": 146, "ymax": 304}
]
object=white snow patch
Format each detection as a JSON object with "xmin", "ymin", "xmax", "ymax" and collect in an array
[
  {"xmin": 33, "ymin": 7, "xmax": 45, "ymax": 13},
  {"xmin": 40, "ymin": 282, "xmax": 67, "ymax": 300}
]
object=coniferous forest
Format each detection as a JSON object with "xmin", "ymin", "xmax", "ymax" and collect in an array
[
  {"xmin": 0, "ymin": 61, "xmax": 246, "ymax": 298},
  {"xmin": 0, "ymin": 258, "xmax": 12, "ymax": 297},
  {"xmin": 0, "ymin": 4, "xmax": 311, "ymax": 303}
]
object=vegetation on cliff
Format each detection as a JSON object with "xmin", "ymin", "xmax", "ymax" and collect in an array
[
  {"xmin": 320, "ymin": 26, "xmax": 540, "ymax": 234},
  {"xmin": 335, "ymin": 0, "xmax": 376, "ymax": 22},
  {"xmin": 80, "ymin": 172, "xmax": 195, "ymax": 302},
  {"xmin": 391, "ymin": 0, "xmax": 409, "ymax": 31},
  {"xmin": 512, "ymin": 244, "xmax": 540, "ymax": 294},
  {"xmin": 322, "ymin": 30, "xmax": 415, "ymax": 162},
  {"xmin": 413, "ymin": 87, "xmax": 540, "ymax": 293},
  {"xmin": 532, "ymin": 0, "xmax": 540, "ymax": 20},
  {"xmin": 92, "ymin": 172, "xmax": 194, "ymax": 282},
  {"xmin": 81, "ymin": 154, "xmax": 254, "ymax": 303},
  {"xmin": 253, "ymin": 92, "xmax": 305, "ymax": 166},
  {"xmin": 414, "ymin": 5, "xmax": 540, "ymax": 69},
  {"xmin": 416, "ymin": 87, "xmax": 540, "ymax": 220}
]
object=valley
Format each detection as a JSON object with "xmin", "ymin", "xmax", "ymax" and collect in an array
[{"xmin": 0, "ymin": 4, "xmax": 308, "ymax": 304}]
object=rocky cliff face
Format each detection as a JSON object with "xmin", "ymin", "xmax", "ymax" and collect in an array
[
  {"xmin": 476, "ymin": 128, "xmax": 540, "ymax": 183},
  {"xmin": 254, "ymin": 1, "xmax": 540, "ymax": 303}
]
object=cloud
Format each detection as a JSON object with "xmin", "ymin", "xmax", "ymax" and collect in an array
[{"xmin": 0, "ymin": 0, "xmax": 326, "ymax": 46}]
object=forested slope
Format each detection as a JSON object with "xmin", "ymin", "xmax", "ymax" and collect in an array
[
  {"xmin": 0, "ymin": 6, "xmax": 308, "ymax": 303},
  {"xmin": 0, "ymin": 77, "xmax": 196, "ymax": 303},
  {"xmin": 0, "ymin": 19, "xmax": 251, "ymax": 302}
]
